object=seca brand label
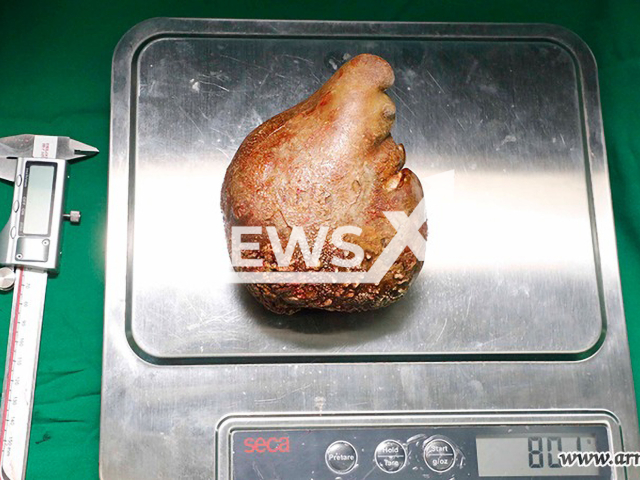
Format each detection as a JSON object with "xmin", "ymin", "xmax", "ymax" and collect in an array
[{"xmin": 244, "ymin": 436, "xmax": 290, "ymax": 453}]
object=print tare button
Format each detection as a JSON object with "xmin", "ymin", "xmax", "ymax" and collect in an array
[{"xmin": 325, "ymin": 440, "xmax": 358, "ymax": 474}]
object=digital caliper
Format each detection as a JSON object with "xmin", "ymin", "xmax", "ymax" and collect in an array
[{"xmin": 0, "ymin": 134, "xmax": 98, "ymax": 480}]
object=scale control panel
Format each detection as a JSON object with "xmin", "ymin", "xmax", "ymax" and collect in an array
[{"xmin": 227, "ymin": 424, "xmax": 613, "ymax": 479}]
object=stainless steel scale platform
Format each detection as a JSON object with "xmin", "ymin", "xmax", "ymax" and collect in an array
[{"xmin": 100, "ymin": 19, "xmax": 640, "ymax": 479}]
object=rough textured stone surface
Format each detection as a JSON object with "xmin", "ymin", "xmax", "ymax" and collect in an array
[{"xmin": 221, "ymin": 54, "xmax": 425, "ymax": 314}]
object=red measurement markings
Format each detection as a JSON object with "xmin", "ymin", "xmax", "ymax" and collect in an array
[{"xmin": 0, "ymin": 268, "xmax": 24, "ymax": 465}]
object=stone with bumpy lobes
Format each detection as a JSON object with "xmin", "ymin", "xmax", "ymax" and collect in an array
[{"xmin": 221, "ymin": 54, "xmax": 426, "ymax": 315}]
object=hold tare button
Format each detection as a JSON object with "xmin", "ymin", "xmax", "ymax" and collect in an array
[
  {"xmin": 325, "ymin": 441, "xmax": 358, "ymax": 474},
  {"xmin": 375, "ymin": 440, "xmax": 407, "ymax": 473},
  {"xmin": 423, "ymin": 438, "xmax": 456, "ymax": 473}
]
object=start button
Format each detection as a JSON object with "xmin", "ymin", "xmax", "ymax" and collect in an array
[
  {"xmin": 325, "ymin": 441, "xmax": 358, "ymax": 474},
  {"xmin": 423, "ymin": 438, "xmax": 456, "ymax": 472}
]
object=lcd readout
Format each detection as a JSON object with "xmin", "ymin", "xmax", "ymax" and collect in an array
[{"xmin": 22, "ymin": 164, "xmax": 55, "ymax": 236}]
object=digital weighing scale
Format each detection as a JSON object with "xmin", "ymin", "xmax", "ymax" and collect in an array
[{"xmin": 100, "ymin": 19, "xmax": 640, "ymax": 479}]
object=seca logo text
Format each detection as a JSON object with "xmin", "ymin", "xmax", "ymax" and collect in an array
[{"xmin": 244, "ymin": 436, "xmax": 290, "ymax": 453}]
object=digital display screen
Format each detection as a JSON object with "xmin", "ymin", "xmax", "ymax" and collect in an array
[
  {"xmin": 476, "ymin": 434, "xmax": 600, "ymax": 477},
  {"xmin": 22, "ymin": 164, "xmax": 56, "ymax": 236}
]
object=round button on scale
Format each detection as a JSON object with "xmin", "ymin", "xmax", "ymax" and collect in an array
[
  {"xmin": 375, "ymin": 440, "xmax": 407, "ymax": 474},
  {"xmin": 423, "ymin": 438, "xmax": 456, "ymax": 473},
  {"xmin": 325, "ymin": 441, "xmax": 358, "ymax": 474}
]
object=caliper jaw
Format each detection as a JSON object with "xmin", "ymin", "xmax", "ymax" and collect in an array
[
  {"xmin": 0, "ymin": 134, "xmax": 99, "ymax": 183},
  {"xmin": 0, "ymin": 134, "xmax": 98, "ymax": 164}
]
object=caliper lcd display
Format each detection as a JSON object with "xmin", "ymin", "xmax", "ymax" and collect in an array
[{"xmin": 21, "ymin": 162, "xmax": 56, "ymax": 236}]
